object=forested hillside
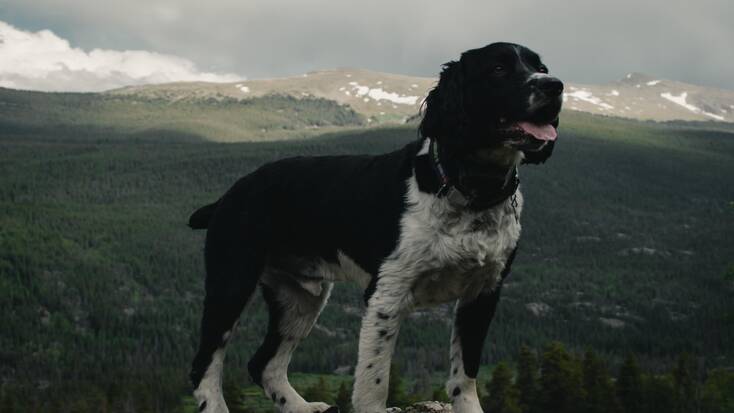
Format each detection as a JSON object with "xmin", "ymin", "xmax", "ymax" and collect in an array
[
  {"xmin": 0, "ymin": 88, "xmax": 364, "ymax": 142},
  {"xmin": 1, "ymin": 111, "xmax": 733, "ymax": 412}
]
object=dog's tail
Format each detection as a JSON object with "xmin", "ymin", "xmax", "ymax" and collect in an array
[{"xmin": 188, "ymin": 201, "xmax": 219, "ymax": 230}]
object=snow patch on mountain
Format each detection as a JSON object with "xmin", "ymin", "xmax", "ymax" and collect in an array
[
  {"xmin": 660, "ymin": 92, "xmax": 698, "ymax": 111},
  {"xmin": 564, "ymin": 89, "xmax": 614, "ymax": 110},
  {"xmin": 661, "ymin": 92, "xmax": 725, "ymax": 121},
  {"xmin": 347, "ymin": 81, "xmax": 419, "ymax": 105}
]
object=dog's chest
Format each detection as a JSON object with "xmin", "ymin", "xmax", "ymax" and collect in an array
[{"xmin": 380, "ymin": 177, "xmax": 523, "ymax": 307}]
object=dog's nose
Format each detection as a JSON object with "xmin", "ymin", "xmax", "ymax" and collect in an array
[{"xmin": 536, "ymin": 77, "xmax": 564, "ymax": 96}]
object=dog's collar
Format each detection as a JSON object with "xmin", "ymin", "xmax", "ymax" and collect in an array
[{"xmin": 426, "ymin": 138, "xmax": 520, "ymax": 211}]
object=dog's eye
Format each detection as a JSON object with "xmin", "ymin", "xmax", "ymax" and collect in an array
[
  {"xmin": 493, "ymin": 65, "xmax": 505, "ymax": 74},
  {"xmin": 538, "ymin": 65, "xmax": 549, "ymax": 74}
]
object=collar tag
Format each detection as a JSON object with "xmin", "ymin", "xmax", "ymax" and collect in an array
[{"xmin": 444, "ymin": 186, "xmax": 470, "ymax": 207}]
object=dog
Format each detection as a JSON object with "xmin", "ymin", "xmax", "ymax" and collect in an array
[{"xmin": 188, "ymin": 42, "xmax": 563, "ymax": 413}]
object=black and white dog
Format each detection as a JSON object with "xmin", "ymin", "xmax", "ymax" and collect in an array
[{"xmin": 188, "ymin": 42, "xmax": 562, "ymax": 413}]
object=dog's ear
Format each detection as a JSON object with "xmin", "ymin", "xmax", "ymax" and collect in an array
[
  {"xmin": 522, "ymin": 140, "xmax": 556, "ymax": 164},
  {"xmin": 419, "ymin": 60, "xmax": 465, "ymax": 144}
]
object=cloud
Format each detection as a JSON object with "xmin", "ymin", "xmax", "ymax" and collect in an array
[
  {"xmin": 1, "ymin": 0, "xmax": 733, "ymax": 91},
  {"xmin": 0, "ymin": 20, "xmax": 243, "ymax": 92}
]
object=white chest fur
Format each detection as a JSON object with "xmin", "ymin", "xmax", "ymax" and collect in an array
[{"xmin": 379, "ymin": 175, "xmax": 523, "ymax": 308}]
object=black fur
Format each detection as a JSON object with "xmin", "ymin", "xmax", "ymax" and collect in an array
[
  {"xmin": 188, "ymin": 42, "xmax": 562, "ymax": 408},
  {"xmin": 189, "ymin": 197, "xmax": 267, "ymax": 388},
  {"xmin": 420, "ymin": 42, "xmax": 561, "ymax": 164},
  {"xmin": 188, "ymin": 201, "xmax": 217, "ymax": 229},
  {"xmin": 455, "ymin": 247, "xmax": 517, "ymax": 379},
  {"xmin": 247, "ymin": 285, "xmax": 284, "ymax": 386}
]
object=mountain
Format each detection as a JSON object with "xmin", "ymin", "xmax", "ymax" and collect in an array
[
  {"xmin": 565, "ymin": 72, "xmax": 734, "ymax": 122},
  {"xmin": 0, "ymin": 87, "xmax": 364, "ymax": 142},
  {"xmin": 1, "ymin": 82, "xmax": 733, "ymax": 410},
  {"xmin": 107, "ymin": 68, "xmax": 434, "ymax": 124},
  {"xmin": 2, "ymin": 69, "xmax": 731, "ymax": 147},
  {"xmin": 108, "ymin": 69, "xmax": 734, "ymax": 124}
]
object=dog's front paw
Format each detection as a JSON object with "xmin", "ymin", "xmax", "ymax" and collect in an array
[
  {"xmin": 451, "ymin": 397, "xmax": 483, "ymax": 413},
  {"xmin": 306, "ymin": 401, "xmax": 339, "ymax": 413},
  {"xmin": 197, "ymin": 398, "xmax": 229, "ymax": 413}
]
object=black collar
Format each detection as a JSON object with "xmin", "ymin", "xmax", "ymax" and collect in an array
[{"xmin": 418, "ymin": 138, "xmax": 520, "ymax": 211}]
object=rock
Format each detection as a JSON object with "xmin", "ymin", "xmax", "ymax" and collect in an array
[
  {"xmin": 526, "ymin": 302, "xmax": 552, "ymax": 317},
  {"xmin": 314, "ymin": 323, "xmax": 337, "ymax": 337},
  {"xmin": 333, "ymin": 365, "xmax": 352, "ymax": 375},
  {"xmin": 670, "ymin": 311, "xmax": 688, "ymax": 321},
  {"xmin": 618, "ymin": 247, "xmax": 671, "ymax": 257},
  {"xmin": 599, "ymin": 317, "xmax": 626, "ymax": 328},
  {"xmin": 38, "ymin": 306, "xmax": 51, "ymax": 326},
  {"xmin": 575, "ymin": 235, "xmax": 601, "ymax": 242},
  {"xmin": 404, "ymin": 402, "xmax": 453, "ymax": 413},
  {"xmin": 341, "ymin": 305, "xmax": 363, "ymax": 317}
]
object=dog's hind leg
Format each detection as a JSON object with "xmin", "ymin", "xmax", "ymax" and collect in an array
[
  {"xmin": 248, "ymin": 274, "xmax": 335, "ymax": 413},
  {"xmin": 191, "ymin": 207, "xmax": 267, "ymax": 413}
]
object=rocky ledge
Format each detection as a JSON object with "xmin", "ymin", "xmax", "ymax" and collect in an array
[{"xmin": 387, "ymin": 401, "xmax": 453, "ymax": 413}]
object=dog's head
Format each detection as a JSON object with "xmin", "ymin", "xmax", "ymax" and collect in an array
[{"xmin": 419, "ymin": 42, "xmax": 563, "ymax": 165}]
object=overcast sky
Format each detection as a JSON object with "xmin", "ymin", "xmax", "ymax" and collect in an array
[{"xmin": 1, "ymin": 0, "xmax": 732, "ymax": 92}]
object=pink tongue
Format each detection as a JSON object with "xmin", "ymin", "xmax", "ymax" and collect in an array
[{"xmin": 516, "ymin": 121, "xmax": 557, "ymax": 141}]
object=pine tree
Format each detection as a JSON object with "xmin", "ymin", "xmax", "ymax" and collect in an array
[
  {"xmin": 515, "ymin": 345, "xmax": 539, "ymax": 413},
  {"xmin": 582, "ymin": 349, "xmax": 619, "ymax": 413},
  {"xmin": 482, "ymin": 362, "xmax": 521, "ymax": 413},
  {"xmin": 387, "ymin": 364, "xmax": 410, "ymax": 408},
  {"xmin": 672, "ymin": 353, "xmax": 698, "ymax": 413},
  {"xmin": 413, "ymin": 368, "xmax": 433, "ymax": 401},
  {"xmin": 726, "ymin": 266, "xmax": 734, "ymax": 325},
  {"xmin": 335, "ymin": 381, "xmax": 352, "ymax": 413},
  {"xmin": 223, "ymin": 378, "xmax": 249, "ymax": 413},
  {"xmin": 642, "ymin": 375, "xmax": 675, "ymax": 413},
  {"xmin": 700, "ymin": 368, "xmax": 734, "ymax": 413},
  {"xmin": 617, "ymin": 353, "xmax": 644, "ymax": 413},
  {"xmin": 432, "ymin": 387, "xmax": 450, "ymax": 403},
  {"xmin": 0, "ymin": 389, "xmax": 19, "ymax": 413},
  {"xmin": 538, "ymin": 342, "xmax": 584, "ymax": 413},
  {"xmin": 303, "ymin": 377, "xmax": 334, "ymax": 406}
]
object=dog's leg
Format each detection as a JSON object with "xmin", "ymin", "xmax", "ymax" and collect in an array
[
  {"xmin": 192, "ymin": 293, "xmax": 252, "ymax": 413},
  {"xmin": 352, "ymin": 274, "xmax": 413, "ymax": 413},
  {"xmin": 446, "ymin": 286, "xmax": 503, "ymax": 413},
  {"xmin": 249, "ymin": 280, "xmax": 334, "ymax": 413},
  {"xmin": 446, "ymin": 250, "xmax": 516, "ymax": 413},
  {"xmin": 191, "ymin": 207, "xmax": 267, "ymax": 413}
]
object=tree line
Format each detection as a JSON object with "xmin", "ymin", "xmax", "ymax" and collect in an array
[{"xmin": 218, "ymin": 342, "xmax": 733, "ymax": 413}]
